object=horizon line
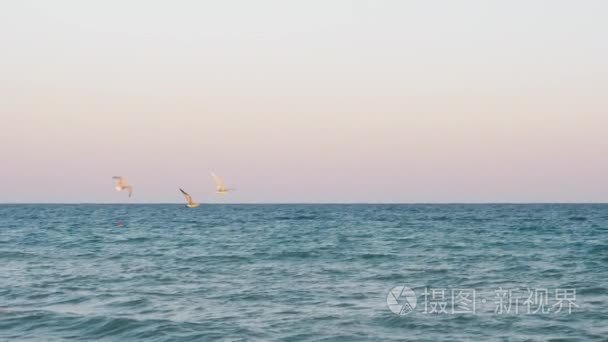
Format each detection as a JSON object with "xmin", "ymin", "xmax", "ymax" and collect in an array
[{"xmin": 1, "ymin": 202, "xmax": 607, "ymax": 205}]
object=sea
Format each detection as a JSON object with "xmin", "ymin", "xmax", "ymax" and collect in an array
[{"xmin": 0, "ymin": 204, "xmax": 607, "ymax": 341}]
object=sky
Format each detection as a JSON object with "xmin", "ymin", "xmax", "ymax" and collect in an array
[{"xmin": 1, "ymin": 0, "xmax": 607, "ymax": 203}]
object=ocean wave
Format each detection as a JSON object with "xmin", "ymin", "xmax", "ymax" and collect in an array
[{"xmin": 2, "ymin": 204, "xmax": 607, "ymax": 340}]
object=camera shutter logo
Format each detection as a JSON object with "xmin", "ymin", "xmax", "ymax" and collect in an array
[{"xmin": 387, "ymin": 286, "xmax": 417, "ymax": 315}]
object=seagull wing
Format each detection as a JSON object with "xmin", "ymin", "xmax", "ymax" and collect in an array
[
  {"xmin": 179, "ymin": 188, "xmax": 194, "ymax": 204},
  {"xmin": 211, "ymin": 172, "xmax": 226, "ymax": 191},
  {"xmin": 113, "ymin": 177, "xmax": 127, "ymax": 187}
]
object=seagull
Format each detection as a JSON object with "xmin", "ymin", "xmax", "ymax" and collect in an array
[
  {"xmin": 211, "ymin": 172, "xmax": 233, "ymax": 194},
  {"xmin": 179, "ymin": 188, "xmax": 200, "ymax": 208},
  {"xmin": 112, "ymin": 176, "xmax": 133, "ymax": 197}
]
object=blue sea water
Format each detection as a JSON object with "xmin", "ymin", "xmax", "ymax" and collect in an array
[{"xmin": 0, "ymin": 204, "xmax": 607, "ymax": 341}]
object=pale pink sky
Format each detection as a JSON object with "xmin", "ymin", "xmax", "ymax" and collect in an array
[{"xmin": 1, "ymin": 1, "xmax": 607, "ymax": 203}]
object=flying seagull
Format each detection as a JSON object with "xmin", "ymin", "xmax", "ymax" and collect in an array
[
  {"xmin": 211, "ymin": 172, "xmax": 233, "ymax": 194},
  {"xmin": 179, "ymin": 188, "xmax": 200, "ymax": 208},
  {"xmin": 112, "ymin": 176, "xmax": 133, "ymax": 197}
]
